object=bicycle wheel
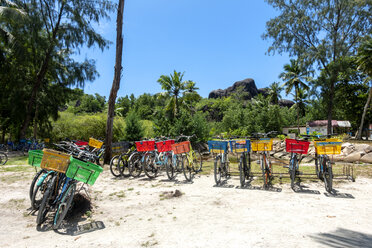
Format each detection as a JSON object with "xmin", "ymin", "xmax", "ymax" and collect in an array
[
  {"xmin": 192, "ymin": 150, "xmax": 203, "ymax": 173},
  {"xmin": 289, "ymin": 155, "xmax": 297, "ymax": 188},
  {"xmin": 324, "ymin": 159, "xmax": 333, "ymax": 193},
  {"xmin": 31, "ymin": 171, "xmax": 54, "ymax": 210},
  {"xmin": 166, "ymin": 154, "xmax": 176, "ymax": 180},
  {"xmin": 246, "ymin": 153, "xmax": 251, "ymax": 180},
  {"xmin": 0, "ymin": 152, "xmax": 8, "ymax": 165},
  {"xmin": 214, "ymin": 156, "xmax": 222, "ymax": 185},
  {"xmin": 53, "ymin": 182, "xmax": 76, "ymax": 229},
  {"xmin": 118, "ymin": 154, "xmax": 130, "ymax": 177},
  {"xmin": 128, "ymin": 152, "xmax": 143, "ymax": 177},
  {"xmin": 182, "ymin": 155, "xmax": 193, "ymax": 182},
  {"xmin": 260, "ymin": 154, "xmax": 269, "ymax": 189},
  {"xmin": 29, "ymin": 169, "xmax": 47, "ymax": 201},
  {"xmin": 315, "ymin": 154, "xmax": 321, "ymax": 179},
  {"xmin": 109, "ymin": 155, "xmax": 121, "ymax": 177},
  {"xmin": 142, "ymin": 153, "xmax": 158, "ymax": 179},
  {"xmin": 239, "ymin": 154, "xmax": 246, "ymax": 187}
]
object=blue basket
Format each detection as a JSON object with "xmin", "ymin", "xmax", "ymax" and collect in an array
[
  {"xmin": 208, "ymin": 140, "xmax": 228, "ymax": 153},
  {"xmin": 229, "ymin": 140, "xmax": 250, "ymax": 153}
]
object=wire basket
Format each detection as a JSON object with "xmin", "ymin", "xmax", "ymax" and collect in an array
[
  {"xmin": 208, "ymin": 140, "xmax": 229, "ymax": 154},
  {"xmin": 229, "ymin": 140, "xmax": 250, "ymax": 153},
  {"xmin": 66, "ymin": 157, "xmax": 103, "ymax": 185},
  {"xmin": 135, "ymin": 140, "xmax": 156, "ymax": 152},
  {"xmin": 156, "ymin": 140, "xmax": 175, "ymax": 152},
  {"xmin": 171, "ymin": 141, "xmax": 191, "ymax": 154},
  {"xmin": 314, "ymin": 139, "xmax": 342, "ymax": 155},
  {"xmin": 285, "ymin": 139, "xmax": 310, "ymax": 154},
  {"xmin": 40, "ymin": 149, "xmax": 71, "ymax": 173},
  {"xmin": 251, "ymin": 138, "xmax": 273, "ymax": 151},
  {"xmin": 89, "ymin": 138, "xmax": 104, "ymax": 149}
]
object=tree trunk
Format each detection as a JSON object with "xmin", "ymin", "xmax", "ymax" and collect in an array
[
  {"xmin": 33, "ymin": 104, "xmax": 38, "ymax": 139},
  {"xmin": 327, "ymin": 80, "xmax": 335, "ymax": 135},
  {"xmin": 296, "ymin": 88, "xmax": 300, "ymax": 134},
  {"xmin": 104, "ymin": 0, "xmax": 125, "ymax": 164},
  {"xmin": 357, "ymin": 85, "xmax": 372, "ymax": 140}
]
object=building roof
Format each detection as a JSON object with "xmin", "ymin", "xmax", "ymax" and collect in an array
[{"xmin": 307, "ymin": 120, "xmax": 351, "ymax": 128}]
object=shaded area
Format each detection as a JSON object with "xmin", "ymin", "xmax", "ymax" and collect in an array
[
  {"xmin": 310, "ymin": 228, "xmax": 372, "ymax": 248},
  {"xmin": 292, "ymin": 183, "xmax": 321, "ymax": 195},
  {"xmin": 236, "ymin": 184, "xmax": 282, "ymax": 192},
  {"xmin": 324, "ymin": 190, "xmax": 354, "ymax": 199}
]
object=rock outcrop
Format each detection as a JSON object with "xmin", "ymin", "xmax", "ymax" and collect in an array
[{"xmin": 208, "ymin": 78, "xmax": 259, "ymax": 100}]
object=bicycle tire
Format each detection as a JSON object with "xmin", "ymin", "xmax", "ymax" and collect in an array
[
  {"xmin": 260, "ymin": 154, "xmax": 269, "ymax": 189},
  {"xmin": 31, "ymin": 171, "xmax": 53, "ymax": 210},
  {"xmin": 53, "ymin": 182, "xmax": 76, "ymax": 229},
  {"xmin": 118, "ymin": 154, "xmax": 130, "ymax": 177},
  {"xmin": 214, "ymin": 156, "xmax": 222, "ymax": 185},
  {"xmin": 29, "ymin": 169, "xmax": 46, "ymax": 201},
  {"xmin": 324, "ymin": 159, "xmax": 333, "ymax": 193},
  {"xmin": 0, "ymin": 152, "xmax": 8, "ymax": 165},
  {"xmin": 142, "ymin": 153, "xmax": 157, "ymax": 179},
  {"xmin": 166, "ymin": 154, "xmax": 176, "ymax": 180},
  {"xmin": 128, "ymin": 152, "xmax": 143, "ymax": 177},
  {"xmin": 246, "ymin": 153, "xmax": 251, "ymax": 180},
  {"xmin": 109, "ymin": 155, "xmax": 121, "ymax": 177},
  {"xmin": 192, "ymin": 150, "xmax": 203, "ymax": 173},
  {"xmin": 36, "ymin": 186, "xmax": 52, "ymax": 225},
  {"xmin": 290, "ymin": 155, "xmax": 297, "ymax": 188},
  {"xmin": 239, "ymin": 154, "xmax": 245, "ymax": 187},
  {"xmin": 182, "ymin": 155, "xmax": 193, "ymax": 182}
]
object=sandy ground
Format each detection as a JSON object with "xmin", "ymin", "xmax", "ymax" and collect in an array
[{"xmin": 1, "ymin": 164, "xmax": 372, "ymax": 248}]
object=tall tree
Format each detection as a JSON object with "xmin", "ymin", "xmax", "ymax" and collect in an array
[
  {"xmin": 268, "ymin": 82, "xmax": 283, "ymax": 105},
  {"xmin": 104, "ymin": 0, "xmax": 125, "ymax": 164},
  {"xmin": 264, "ymin": 0, "xmax": 372, "ymax": 134},
  {"xmin": 19, "ymin": 0, "xmax": 114, "ymax": 138},
  {"xmin": 280, "ymin": 59, "xmax": 310, "ymax": 131},
  {"xmin": 356, "ymin": 36, "xmax": 372, "ymax": 139}
]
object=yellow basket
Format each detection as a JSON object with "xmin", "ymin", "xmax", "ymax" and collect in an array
[
  {"xmin": 41, "ymin": 149, "xmax": 71, "ymax": 173},
  {"xmin": 314, "ymin": 139, "xmax": 342, "ymax": 155},
  {"xmin": 89, "ymin": 138, "xmax": 103, "ymax": 149},
  {"xmin": 251, "ymin": 138, "xmax": 273, "ymax": 151},
  {"xmin": 44, "ymin": 138, "xmax": 50, "ymax": 143}
]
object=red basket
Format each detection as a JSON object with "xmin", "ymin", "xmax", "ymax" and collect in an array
[
  {"xmin": 135, "ymin": 141, "xmax": 155, "ymax": 152},
  {"xmin": 74, "ymin": 140, "xmax": 88, "ymax": 146},
  {"xmin": 156, "ymin": 140, "xmax": 175, "ymax": 152},
  {"xmin": 171, "ymin": 141, "xmax": 191, "ymax": 154},
  {"xmin": 285, "ymin": 139, "xmax": 310, "ymax": 154}
]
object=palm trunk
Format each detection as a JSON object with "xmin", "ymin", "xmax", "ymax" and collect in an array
[
  {"xmin": 357, "ymin": 85, "xmax": 372, "ymax": 140},
  {"xmin": 327, "ymin": 79, "xmax": 335, "ymax": 135},
  {"xmin": 296, "ymin": 89, "xmax": 300, "ymax": 134},
  {"xmin": 104, "ymin": 0, "xmax": 125, "ymax": 164}
]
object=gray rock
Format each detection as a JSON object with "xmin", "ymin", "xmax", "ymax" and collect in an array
[
  {"xmin": 301, "ymin": 156, "xmax": 314, "ymax": 163},
  {"xmin": 343, "ymin": 151, "xmax": 364, "ymax": 163},
  {"xmin": 278, "ymin": 99, "xmax": 295, "ymax": 108},
  {"xmin": 360, "ymin": 153, "xmax": 372, "ymax": 164},
  {"xmin": 354, "ymin": 144, "xmax": 372, "ymax": 153},
  {"xmin": 208, "ymin": 78, "xmax": 258, "ymax": 99}
]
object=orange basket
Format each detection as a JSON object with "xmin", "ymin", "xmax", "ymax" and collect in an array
[
  {"xmin": 171, "ymin": 141, "xmax": 191, "ymax": 154},
  {"xmin": 40, "ymin": 149, "xmax": 71, "ymax": 173}
]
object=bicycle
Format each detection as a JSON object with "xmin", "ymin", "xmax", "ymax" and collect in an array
[
  {"xmin": 313, "ymin": 137, "xmax": 342, "ymax": 193},
  {"xmin": 285, "ymin": 138, "xmax": 310, "ymax": 188},
  {"xmin": 208, "ymin": 139, "xmax": 229, "ymax": 185},
  {"xmin": 173, "ymin": 134, "xmax": 203, "ymax": 182},
  {"xmin": 0, "ymin": 151, "xmax": 8, "ymax": 165},
  {"xmin": 250, "ymin": 132, "xmax": 277, "ymax": 189},
  {"xmin": 229, "ymin": 139, "xmax": 251, "ymax": 187}
]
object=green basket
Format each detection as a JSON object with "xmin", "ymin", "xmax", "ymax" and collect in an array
[
  {"xmin": 28, "ymin": 150, "xmax": 44, "ymax": 167},
  {"xmin": 66, "ymin": 157, "xmax": 103, "ymax": 185}
]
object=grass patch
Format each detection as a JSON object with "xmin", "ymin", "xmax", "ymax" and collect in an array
[
  {"xmin": 6, "ymin": 156, "xmax": 28, "ymax": 165},
  {"xmin": 0, "ymin": 164, "xmax": 34, "ymax": 173}
]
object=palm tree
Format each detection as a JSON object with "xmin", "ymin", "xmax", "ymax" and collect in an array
[
  {"xmin": 292, "ymin": 88, "xmax": 310, "ymax": 117},
  {"xmin": 157, "ymin": 70, "xmax": 195, "ymax": 118},
  {"xmin": 356, "ymin": 36, "xmax": 372, "ymax": 140},
  {"xmin": 0, "ymin": 1, "xmax": 27, "ymax": 44},
  {"xmin": 268, "ymin": 82, "xmax": 283, "ymax": 105},
  {"xmin": 280, "ymin": 59, "xmax": 310, "ymax": 132}
]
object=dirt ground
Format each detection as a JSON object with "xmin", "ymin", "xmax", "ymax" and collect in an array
[{"xmin": 1, "ymin": 161, "xmax": 372, "ymax": 248}]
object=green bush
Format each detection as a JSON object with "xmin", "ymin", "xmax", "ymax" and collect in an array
[{"xmin": 123, "ymin": 111, "xmax": 144, "ymax": 141}]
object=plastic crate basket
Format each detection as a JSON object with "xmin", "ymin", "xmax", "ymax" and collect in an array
[
  {"xmin": 229, "ymin": 140, "xmax": 250, "ymax": 153},
  {"xmin": 28, "ymin": 150, "xmax": 44, "ymax": 167},
  {"xmin": 314, "ymin": 139, "xmax": 342, "ymax": 155},
  {"xmin": 66, "ymin": 157, "xmax": 103, "ymax": 185},
  {"xmin": 208, "ymin": 140, "xmax": 228, "ymax": 154},
  {"xmin": 171, "ymin": 141, "xmax": 191, "ymax": 154},
  {"xmin": 89, "ymin": 138, "xmax": 104, "ymax": 149},
  {"xmin": 135, "ymin": 141, "xmax": 156, "ymax": 152},
  {"xmin": 251, "ymin": 138, "xmax": 273, "ymax": 151},
  {"xmin": 156, "ymin": 140, "xmax": 175, "ymax": 152},
  {"xmin": 40, "ymin": 149, "xmax": 71, "ymax": 173},
  {"xmin": 285, "ymin": 139, "xmax": 310, "ymax": 154}
]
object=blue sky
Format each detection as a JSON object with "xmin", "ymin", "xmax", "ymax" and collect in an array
[{"xmin": 78, "ymin": 0, "xmax": 291, "ymax": 99}]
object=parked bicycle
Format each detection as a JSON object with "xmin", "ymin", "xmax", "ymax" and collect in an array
[
  {"xmin": 285, "ymin": 138, "xmax": 310, "ymax": 188},
  {"xmin": 208, "ymin": 138, "xmax": 230, "ymax": 185},
  {"xmin": 0, "ymin": 151, "xmax": 8, "ymax": 165},
  {"xmin": 250, "ymin": 132, "xmax": 277, "ymax": 189},
  {"xmin": 229, "ymin": 139, "xmax": 251, "ymax": 187}
]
